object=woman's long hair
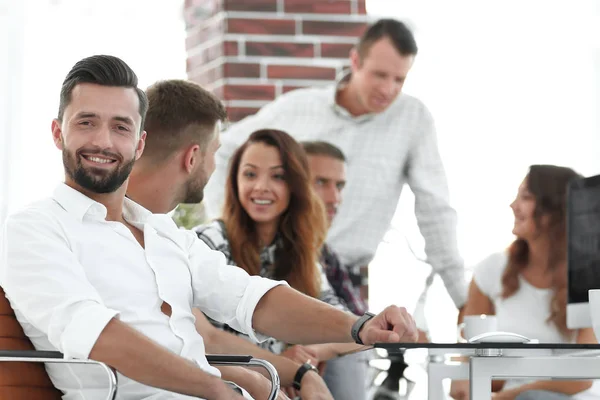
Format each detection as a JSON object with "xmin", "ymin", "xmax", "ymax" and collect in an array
[
  {"xmin": 501, "ymin": 165, "xmax": 581, "ymax": 338},
  {"xmin": 222, "ymin": 129, "xmax": 327, "ymax": 298}
]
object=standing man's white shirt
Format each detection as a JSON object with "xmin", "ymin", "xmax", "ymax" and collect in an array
[
  {"xmin": 205, "ymin": 75, "xmax": 467, "ymax": 307},
  {"xmin": 0, "ymin": 183, "xmax": 284, "ymax": 400}
]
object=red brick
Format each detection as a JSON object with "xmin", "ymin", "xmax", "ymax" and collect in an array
[
  {"xmin": 246, "ymin": 42, "xmax": 314, "ymax": 58},
  {"xmin": 228, "ymin": 18, "xmax": 296, "ymax": 35},
  {"xmin": 189, "ymin": 66, "xmax": 223, "ymax": 87},
  {"xmin": 267, "ymin": 65, "xmax": 336, "ymax": 80},
  {"xmin": 223, "ymin": 63, "xmax": 261, "ymax": 78},
  {"xmin": 284, "ymin": 0, "xmax": 352, "ymax": 14},
  {"xmin": 223, "ymin": 84, "xmax": 276, "ymax": 101},
  {"xmin": 226, "ymin": 107, "xmax": 260, "ymax": 122},
  {"xmin": 223, "ymin": 0, "xmax": 277, "ymax": 12},
  {"xmin": 185, "ymin": 19, "xmax": 225, "ymax": 50},
  {"xmin": 282, "ymin": 85, "xmax": 309, "ymax": 94},
  {"xmin": 224, "ymin": 41, "xmax": 238, "ymax": 56},
  {"xmin": 321, "ymin": 43, "xmax": 354, "ymax": 58},
  {"xmin": 357, "ymin": 0, "xmax": 367, "ymax": 14},
  {"xmin": 186, "ymin": 42, "xmax": 226, "ymax": 73},
  {"xmin": 302, "ymin": 20, "xmax": 367, "ymax": 37}
]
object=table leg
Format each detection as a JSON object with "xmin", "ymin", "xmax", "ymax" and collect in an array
[
  {"xmin": 469, "ymin": 357, "xmax": 492, "ymax": 400},
  {"xmin": 428, "ymin": 358, "xmax": 469, "ymax": 400}
]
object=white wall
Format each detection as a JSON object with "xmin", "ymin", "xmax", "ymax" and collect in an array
[
  {"xmin": 367, "ymin": 0, "xmax": 600, "ymax": 343},
  {"xmin": 0, "ymin": 0, "xmax": 188, "ymax": 226}
]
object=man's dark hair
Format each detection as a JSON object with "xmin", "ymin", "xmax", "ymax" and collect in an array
[
  {"xmin": 301, "ymin": 141, "xmax": 346, "ymax": 162},
  {"xmin": 356, "ymin": 19, "xmax": 418, "ymax": 59},
  {"xmin": 58, "ymin": 55, "xmax": 148, "ymax": 132},
  {"xmin": 142, "ymin": 80, "xmax": 227, "ymax": 165}
]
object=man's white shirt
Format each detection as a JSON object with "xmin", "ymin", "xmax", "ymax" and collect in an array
[{"xmin": 0, "ymin": 183, "xmax": 285, "ymax": 399}]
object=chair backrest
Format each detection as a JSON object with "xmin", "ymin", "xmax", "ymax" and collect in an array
[{"xmin": 0, "ymin": 287, "xmax": 63, "ymax": 399}]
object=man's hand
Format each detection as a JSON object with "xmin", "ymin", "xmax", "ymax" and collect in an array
[
  {"xmin": 359, "ymin": 305, "xmax": 418, "ymax": 345},
  {"xmin": 283, "ymin": 368, "xmax": 333, "ymax": 400},
  {"xmin": 299, "ymin": 371, "xmax": 334, "ymax": 400},
  {"xmin": 281, "ymin": 345, "xmax": 320, "ymax": 366},
  {"xmin": 236, "ymin": 369, "xmax": 289, "ymax": 400}
]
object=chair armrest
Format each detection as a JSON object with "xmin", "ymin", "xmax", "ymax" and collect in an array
[
  {"xmin": 0, "ymin": 350, "xmax": 117, "ymax": 400},
  {"xmin": 0, "ymin": 351, "xmax": 279, "ymax": 400},
  {"xmin": 206, "ymin": 354, "xmax": 280, "ymax": 400}
]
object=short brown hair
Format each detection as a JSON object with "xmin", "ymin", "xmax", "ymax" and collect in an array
[
  {"xmin": 301, "ymin": 141, "xmax": 346, "ymax": 162},
  {"xmin": 59, "ymin": 55, "xmax": 148, "ymax": 133},
  {"xmin": 142, "ymin": 80, "xmax": 227, "ymax": 164},
  {"xmin": 356, "ymin": 19, "xmax": 418, "ymax": 60}
]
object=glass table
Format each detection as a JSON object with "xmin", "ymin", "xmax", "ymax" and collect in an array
[{"xmin": 374, "ymin": 342, "xmax": 600, "ymax": 400}]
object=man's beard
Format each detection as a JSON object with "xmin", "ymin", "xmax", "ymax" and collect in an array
[
  {"xmin": 181, "ymin": 173, "xmax": 207, "ymax": 204},
  {"xmin": 63, "ymin": 147, "xmax": 136, "ymax": 194}
]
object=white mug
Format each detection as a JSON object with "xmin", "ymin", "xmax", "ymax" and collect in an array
[
  {"xmin": 457, "ymin": 314, "xmax": 498, "ymax": 342},
  {"xmin": 589, "ymin": 289, "xmax": 600, "ymax": 340}
]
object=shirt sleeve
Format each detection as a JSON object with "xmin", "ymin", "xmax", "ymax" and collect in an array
[
  {"xmin": 186, "ymin": 231, "xmax": 288, "ymax": 343},
  {"xmin": 405, "ymin": 103, "xmax": 468, "ymax": 308},
  {"xmin": 0, "ymin": 210, "xmax": 119, "ymax": 359},
  {"xmin": 472, "ymin": 252, "xmax": 508, "ymax": 299}
]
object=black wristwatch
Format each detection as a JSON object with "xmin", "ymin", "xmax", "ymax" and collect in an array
[
  {"xmin": 292, "ymin": 362, "xmax": 319, "ymax": 390},
  {"xmin": 351, "ymin": 311, "xmax": 376, "ymax": 345}
]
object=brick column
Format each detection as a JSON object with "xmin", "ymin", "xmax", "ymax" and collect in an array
[{"xmin": 184, "ymin": 0, "xmax": 369, "ymax": 122}]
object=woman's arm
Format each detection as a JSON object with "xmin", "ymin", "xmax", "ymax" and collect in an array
[{"xmin": 491, "ymin": 328, "xmax": 596, "ymax": 400}]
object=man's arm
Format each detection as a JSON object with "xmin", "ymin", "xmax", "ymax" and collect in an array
[
  {"xmin": 2, "ymin": 211, "xmax": 241, "ymax": 400},
  {"xmin": 252, "ymin": 286, "xmax": 418, "ymax": 345},
  {"xmin": 194, "ymin": 309, "xmax": 300, "ymax": 385},
  {"xmin": 195, "ymin": 310, "xmax": 333, "ymax": 398},
  {"xmin": 90, "ymin": 319, "xmax": 240, "ymax": 398},
  {"xmin": 405, "ymin": 104, "xmax": 468, "ymax": 309}
]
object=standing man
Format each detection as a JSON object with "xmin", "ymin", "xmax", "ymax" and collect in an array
[{"xmin": 205, "ymin": 18, "xmax": 467, "ymax": 317}]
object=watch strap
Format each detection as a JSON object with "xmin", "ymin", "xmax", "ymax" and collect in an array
[
  {"xmin": 292, "ymin": 362, "xmax": 318, "ymax": 390},
  {"xmin": 351, "ymin": 311, "xmax": 376, "ymax": 345}
]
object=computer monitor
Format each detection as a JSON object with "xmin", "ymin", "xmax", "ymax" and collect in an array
[{"xmin": 566, "ymin": 173, "xmax": 600, "ymax": 329}]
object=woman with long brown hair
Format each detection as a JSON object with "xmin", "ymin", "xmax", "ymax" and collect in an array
[
  {"xmin": 451, "ymin": 165, "xmax": 600, "ymax": 400},
  {"xmin": 194, "ymin": 129, "xmax": 354, "ymax": 359}
]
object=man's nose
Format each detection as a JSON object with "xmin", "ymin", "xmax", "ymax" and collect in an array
[
  {"xmin": 89, "ymin": 125, "xmax": 113, "ymax": 149},
  {"xmin": 324, "ymin": 185, "xmax": 340, "ymax": 205}
]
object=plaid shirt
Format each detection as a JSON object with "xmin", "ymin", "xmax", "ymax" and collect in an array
[
  {"xmin": 321, "ymin": 244, "xmax": 367, "ymax": 316},
  {"xmin": 194, "ymin": 220, "xmax": 347, "ymax": 354}
]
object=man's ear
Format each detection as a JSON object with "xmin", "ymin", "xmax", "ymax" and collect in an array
[
  {"xmin": 135, "ymin": 131, "xmax": 146, "ymax": 160},
  {"xmin": 51, "ymin": 119, "xmax": 63, "ymax": 150},
  {"xmin": 182, "ymin": 144, "xmax": 201, "ymax": 174},
  {"xmin": 349, "ymin": 47, "xmax": 361, "ymax": 73}
]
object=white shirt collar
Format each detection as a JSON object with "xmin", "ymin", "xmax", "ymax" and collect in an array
[
  {"xmin": 52, "ymin": 183, "xmax": 107, "ymax": 222},
  {"xmin": 330, "ymin": 70, "xmax": 377, "ymax": 123},
  {"xmin": 52, "ymin": 183, "xmax": 155, "ymax": 227}
]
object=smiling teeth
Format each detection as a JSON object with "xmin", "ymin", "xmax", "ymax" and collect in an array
[
  {"xmin": 253, "ymin": 199, "xmax": 273, "ymax": 205},
  {"xmin": 88, "ymin": 157, "xmax": 112, "ymax": 164}
]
